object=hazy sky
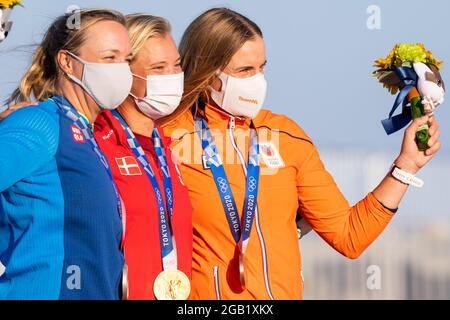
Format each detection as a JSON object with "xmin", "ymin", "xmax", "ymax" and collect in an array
[{"xmin": 1, "ymin": 0, "xmax": 449, "ymax": 154}]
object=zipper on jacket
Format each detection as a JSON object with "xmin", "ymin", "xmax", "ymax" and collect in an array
[
  {"xmin": 227, "ymin": 117, "xmax": 275, "ymax": 300},
  {"xmin": 213, "ymin": 265, "xmax": 221, "ymax": 300},
  {"xmin": 228, "ymin": 116, "xmax": 247, "ymax": 167}
]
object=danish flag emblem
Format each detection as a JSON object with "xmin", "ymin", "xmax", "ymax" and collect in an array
[
  {"xmin": 115, "ymin": 157, "xmax": 142, "ymax": 176},
  {"xmin": 71, "ymin": 126, "xmax": 85, "ymax": 143}
]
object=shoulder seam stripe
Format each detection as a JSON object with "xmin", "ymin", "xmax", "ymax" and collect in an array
[
  {"xmin": 256, "ymin": 125, "xmax": 313, "ymax": 144},
  {"xmin": 171, "ymin": 126, "xmax": 313, "ymax": 144},
  {"xmin": 172, "ymin": 130, "xmax": 199, "ymax": 142}
]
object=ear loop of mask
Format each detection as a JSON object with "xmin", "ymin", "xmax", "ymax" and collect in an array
[
  {"xmin": 129, "ymin": 73, "xmax": 148, "ymax": 100},
  {"xmin": 64, "ymin": 51, "xmax": 105, "ymax": 108},
  {"xmin": 210, "ymin": 71, "xmax": 229, "ymax": 107},
  {"xmin": 64, "ymin": 51, "xmax": 86, "ymax": 83}
]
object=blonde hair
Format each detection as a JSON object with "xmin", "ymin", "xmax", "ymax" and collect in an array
[
  {"xmin": 125, "ymin": 13, "xmax": 171, "ymax": 63},
  {"xmin": 8, "ymin": 8, "xmax": 126, "ymax": 104},
  {"xmin": 159, "ymin": 7, "xmax": 262, "ymax": 125}
]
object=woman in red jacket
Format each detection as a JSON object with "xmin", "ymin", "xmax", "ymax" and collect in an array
[{"xmin": 94, "ymin": 13, "xmax": 192, "ymax": 300}]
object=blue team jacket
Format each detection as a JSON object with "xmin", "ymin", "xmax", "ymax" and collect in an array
[{"xmin": 0, "ymin": 96, "xmax": 124, "ymax": 300}]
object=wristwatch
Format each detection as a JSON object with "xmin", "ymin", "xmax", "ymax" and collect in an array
[{"xmin": 390, "ymin": 164, "xmax": 424, "ymax": 188}]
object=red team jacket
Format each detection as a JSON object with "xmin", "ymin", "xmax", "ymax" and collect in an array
[{"xmin": 94, "ymin": 110, "xmax": 193, "ymax": 300}]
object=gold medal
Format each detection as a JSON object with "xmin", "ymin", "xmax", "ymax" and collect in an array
[
  {"xmin": 239, "ymin": 253, "xmax": 247, "ymax": 289},
  {"xmin": 153, "ymin": 269, "xmax": 191, "ymax": 300}
]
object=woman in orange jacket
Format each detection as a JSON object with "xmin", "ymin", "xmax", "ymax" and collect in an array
[{"xmin": 160, "ymin": 8, "xmax": 441, "ymax": 300}]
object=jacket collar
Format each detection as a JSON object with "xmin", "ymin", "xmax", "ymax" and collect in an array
[
  {"xmin": 200, "ymin": 99, "xmax": 252, "ymax": 130},
  {"xmin": 97, "ymin": 109, "xmax": 164, "ymax": 149}
]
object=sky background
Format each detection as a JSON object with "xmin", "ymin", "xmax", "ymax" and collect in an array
[{"xmin": 1, "ymin": 0, "xmax": 449, "ymax": 153}]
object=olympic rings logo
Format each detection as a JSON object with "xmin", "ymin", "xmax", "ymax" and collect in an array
[
  {"xmin": 248, "ymin": 176, "xmax": 257, "ymax": 192},
  {"xmin": 166, "ymin": 189, "xmax": 173, "ymax": 203},
  {"xmin": 156, "ymin": 190, "xmax": 162, "ymax": 202},
  {"xmin": 217, "ymin": 177, "xmax": 229, "ymax": 193}
]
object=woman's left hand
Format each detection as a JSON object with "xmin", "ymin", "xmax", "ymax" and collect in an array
[
  {"xmin": 395, "ymin": 115, "xmax": 441, "ymax": 174},
  {"xmin": 0, "ymin": 101, "xmax": 36, "ymax": 121}
]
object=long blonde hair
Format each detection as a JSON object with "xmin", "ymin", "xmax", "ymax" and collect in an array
[
  {"xmin": 8, "ymin": 8, "xmax": 126, "ymax": 104},
  {"xmin": 125, "ymin": 13, "xmax": 171, "ymax": 63},
  {"xmin": 159, "ymin": 7, "xmax": 263, "ymax": 125}
]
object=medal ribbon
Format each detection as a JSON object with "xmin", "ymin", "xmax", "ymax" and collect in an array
[
  {"xmin": 52, "ymin": 96, "xmax": 124, "ymax": 227},
  {"xmin": 194, "ymin": 115, "xmax": 260, "ymax": 254},
  {"xmin": 111, "ymin": 110, "xmax": 177, "ymax": 271}
]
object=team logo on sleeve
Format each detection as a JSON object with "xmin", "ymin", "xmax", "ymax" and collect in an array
[
  {"xmin": 115, "ymin": 157, "xmax": 142, "ymax": 176},
  {"xmin": 71, "ymin": 125, "xmax": 85, "ymax": 143},
  {"xmin": 259, "ymin": 141, "xmax": 285, "ymax": 168}
]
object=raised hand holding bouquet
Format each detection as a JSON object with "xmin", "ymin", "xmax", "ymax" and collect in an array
[
  {"xmin": 0, "ymin": 0, "xmax": 21, "ymax": 43},
  {"xmin": 373, "ymin": 44, "xmax": 445, "ymax": 151}
]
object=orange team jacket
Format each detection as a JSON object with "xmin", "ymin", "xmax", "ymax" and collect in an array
[{"xmin": 162, "ymin": 102, "xmax": 394, "ymax": 300}]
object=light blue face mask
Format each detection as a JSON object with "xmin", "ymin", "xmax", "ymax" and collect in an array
[{"xmin": 66, "ymin": 51, "xmax": 133, "ymax": 110}]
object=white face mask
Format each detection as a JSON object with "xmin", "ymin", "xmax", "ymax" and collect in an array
[
  {"xmin": 131, "ymin": 72, "xmax": 184, "ymax": 120},
  {"xmin": 210, "ymin": 71, "xmax": 267, "ymax": 119},
  {"xmin": 66, "ymin": 51, "xmax": 133, "ymax": 110}
]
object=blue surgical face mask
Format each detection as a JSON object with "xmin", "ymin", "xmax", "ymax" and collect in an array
[{"xmin": 65, "ymin": 51, "xmax": 133, "ymax": 110}]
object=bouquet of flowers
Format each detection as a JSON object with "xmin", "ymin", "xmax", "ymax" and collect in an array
[
  {"xmin": 0, "ymin": 0, "xmax": 22, "ymax": 42},
  {"xmin": 373, "ymin": 44, "xmax": 445, "ymax": 150}
]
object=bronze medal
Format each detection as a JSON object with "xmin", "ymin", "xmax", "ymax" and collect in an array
[{"xmin": 239, "ymin": 253, "xmax": 247, "ymax": 289}]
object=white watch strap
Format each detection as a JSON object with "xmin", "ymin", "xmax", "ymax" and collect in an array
[{"xmin": 391, "ymin": 165, "xmax": 424, "ymax": 188}]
